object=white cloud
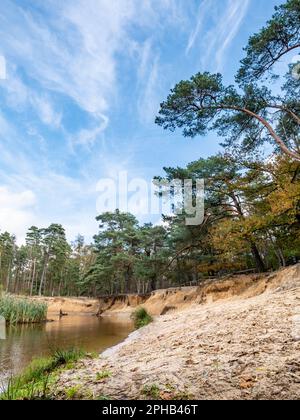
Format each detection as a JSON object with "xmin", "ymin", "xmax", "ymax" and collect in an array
[
  {"xmin": 0, "ymin": 170, "xmax": 100, "ymax": 245},
  {"xmin": 186, "ymin": 0, "xmax": 213, "ymax": 54},
  {"xmin": 214, "ymin": 0, "xmax": 250, "ymax": 70},
  {"xmin": 137, "ymin": 39, "xmax": 154, "ymax": 82},
  {"xmin": 0, "ymin": 0, "xmax": 138, "ymax": 141},
  {"xmin": 0, "ymin": 55, "xmax": 7, "ymax": 80},
  {"xmin": 32, "ymin": 95, "xmax": 62, "ymax": 129},
  {"xmin": 186, "ymin": 0, "xmax": 250, "ymax": 71},
  {"xmin": 0, "ymin": 0, "xmax": 189, "ymax": 140},
  {"xmin": 0, "ymin": 186, "xmax": 36, "ymax": 243},
  {"xmin": 137, "ymin": 39, "xmax": 161, "ymax": 124},
  {"xmin": 72, "ymin": 114, "xmax": 109, "ymax": 147},
  {"xmin": 0, "ymin": 187, "xmax": 36, "ymax": 209},
  {"xmin": 2, "ymin": 70, "xmax": 62, "ymax": 129}
]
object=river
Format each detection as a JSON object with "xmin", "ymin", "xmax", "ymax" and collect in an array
[{"xmin": 0, "ymin": 314, "xmax": 133, "ymax": 389}]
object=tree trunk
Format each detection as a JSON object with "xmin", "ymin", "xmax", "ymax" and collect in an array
[
  {"xmin": 250, "ymin": 242, "xmax": 266, "ymax": 272},
  {"xmin": 39, "ymin": 254, "xmax": 49, "ymax": 296},
  {"xmin": 6, "ymin": 261, "xmax": 11, "ymax": 293},
  {"xmin": 30, "ymin": 259, "xmax": 37, "ymax": 296}
]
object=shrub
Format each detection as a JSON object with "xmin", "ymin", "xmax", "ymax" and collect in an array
[{"xmin": 131, "ymin": 307, "xmax": 153, "ymax": 329}]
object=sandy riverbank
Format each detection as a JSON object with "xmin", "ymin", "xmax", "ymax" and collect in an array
[
  {"xmin": 32, "ymin": 296, "xmax": 100, "ymax": 316},
  {"xmin": 50, "ymin": 265, "xmax": 300, "ymax": 400},
  {"xmin": 33, "ymin": 265, "xmax": 299, "ymax": 320}
]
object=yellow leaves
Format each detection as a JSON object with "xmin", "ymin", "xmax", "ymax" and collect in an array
[
  {"xmin": 210, "ymin": 219, "xmax": 250, "ymax": 260},
  {"xmin": 268, "ymin": 181, "xmax": 300, "ymax": 218}
]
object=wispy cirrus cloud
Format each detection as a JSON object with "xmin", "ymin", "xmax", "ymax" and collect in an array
[
  {"xmin": 186, "ymin": 0, "xmax": 250, "ymax": 71},
  {"xmin": 186, "ymin": 0, "xmax": 214, "ymax": 54},
  {"xmin": 0, "ymin": 0, "xmax": 137, "ymax": 143},
  {"xmin": 136, "ymin": 39, "xmax": 161, "ymax": 124},
  {"xmin": 0, "ymin": 0, "xmax": 261, "ymax": 243},
  {"xmin": 0, "ymin": 0, "xmax": 188, "ymax": 144}
]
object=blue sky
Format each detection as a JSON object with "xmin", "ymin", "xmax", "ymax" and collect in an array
[{"xmin": 0, "ymin": 0, "xmax": 283, "ymax": 243}]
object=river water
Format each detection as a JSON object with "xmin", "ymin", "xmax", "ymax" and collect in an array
[{"xmin": 0, "ymin": 314, "xmax": 133, "ymax": 389}]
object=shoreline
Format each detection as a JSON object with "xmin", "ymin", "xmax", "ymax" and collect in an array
[
  {"xmin": 49, "ymin": 265, "xmax": 300, "ymax": 400},
  {"xmin": 3, "ymin": 265, "xmax": 299, "ymax": 400}
]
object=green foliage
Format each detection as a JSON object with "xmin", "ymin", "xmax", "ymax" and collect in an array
[
  {"xmin": 96, "ymin": 370, "xmax": 112, "ymax": 381},
  {"xmin": 96, "ymin": 395, "xmax": 111, "ymax": 400},
  {"xmin": 82, "ymin": 211, "xmax": 167, "ymax": 296},
  {"xmin": 156, "ymin": 72, "xmax": 300, "ymax": 161},
  {"xmin": 132, "ymin": 307, "xmax": 153, "ymax": 329},
  {"xmin": 156, "ymin": 1, "xmax": 300, "ymax": 162},
  {"xmin": 142, "ymin": 384, "xmax": 161, "ymax": 399},
  {"xmin": 237, "ymin": 0, "xmax": 300, "ymax": 83},
  {"xmin": 0, "ymin": 294, "xmax": 47, "ymax": 324},
  {"xmin": 0, "ymin": 224, "xmax": 94, "ymax": 298},
  {"xmin": 65, "ymin": 385, "xmax": 82, "ymax": 400}
]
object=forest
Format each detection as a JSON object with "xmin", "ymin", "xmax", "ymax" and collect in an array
[{"xmin": 1, "ymin": 0, "xmax": 300, "ymax": 298}]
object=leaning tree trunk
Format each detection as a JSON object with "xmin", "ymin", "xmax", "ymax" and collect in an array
[{"xmin": 250, "ymin": 242, "xmax": 266, "ymax": 273}]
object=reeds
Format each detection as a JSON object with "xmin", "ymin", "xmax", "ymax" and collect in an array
[{"xmin": 0, "ymin": 294, "xmax": 47, "ymax": 324}]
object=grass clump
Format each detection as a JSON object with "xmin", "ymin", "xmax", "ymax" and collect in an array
[
  {"xmin": 65, "ymin": 385, "xmax": 83, "ymax": 400},
  {"xmin": 142, "ymin": 384, "xmax": 161, "ymax": 399},
  {"xmin": 96, "ymin": 370, "xmax": 112, "ymax": 381},
  {"xmin": 0, "ymin": 294, "xmax": 47, "ymax": 325},
  {"xmin": 131, "ymin": 307, "xmax": 153, "ymax": 329},
  {"xmin": 0, "ymin": 348, "xmax": 85, "ymax": 400},
  {"xmin": 96, "ymin": 395, "xmax": 111, "ymax": 400}
]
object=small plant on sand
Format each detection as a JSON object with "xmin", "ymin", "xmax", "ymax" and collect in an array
[
  {"xmin": 96, "ymin": 395, "xmax": 111, "ymax": 400},
  {"xmin": 96, "ymin": 370, "xmax": 112, "ymax": 381},
  {"xmin": 173, "ymin": 391, "xmax": 194, "ymax": 400},
  {"xmin": 142, "ymin": 384, "xmax": 161, "ymax": 399},
  {"xmin": 131, "ymin": 307, "xmax": 153, "ymax": 329},
  {"xmin": 65, "ymin": 385, "xmax": 83, "ymax": 400}
]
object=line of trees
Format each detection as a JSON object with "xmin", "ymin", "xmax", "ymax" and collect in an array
[
  {"xmin": 0, "ymin": 148, "xmax": 299, "ymax": 297},
  {"xmin": 0, "ymin": 226, "xmax": 94, "ymax": 296},
  {"xmin": 0, "ymin": 0, "xmax": 299, "ymax": 297}
]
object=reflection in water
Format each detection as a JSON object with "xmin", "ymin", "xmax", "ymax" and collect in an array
[{"xmin": 0, "ymin": 314, "xmax": 133, "ymax": 387}]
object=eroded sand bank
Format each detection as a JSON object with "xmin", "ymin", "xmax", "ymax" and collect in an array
[{"xmin": 51, "ymin": 265, "xmax": 300, "ymax": 400}]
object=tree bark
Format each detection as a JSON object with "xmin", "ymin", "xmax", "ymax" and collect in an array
[
  {"xmin": 39, "ymin": 254, "xmax": 49, "ymax": 296},
  {"xmin": 250, "ymin": 242, "xmax": 266, "ymax": 273}
]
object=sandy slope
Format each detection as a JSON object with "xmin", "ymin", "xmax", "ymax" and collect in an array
[{"xmin": 53, "ymin": 266, "xmax": 300, "ymax": 400}]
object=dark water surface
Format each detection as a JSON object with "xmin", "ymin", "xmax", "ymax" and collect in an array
[{"xmin": 0, "ymin": 314, "xmax": 133, "ymax": 388}]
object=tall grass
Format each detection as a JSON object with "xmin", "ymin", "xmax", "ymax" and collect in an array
[
  {"xmin": 0, "ymin": 348, "xmax": 85, "ymax": 400},
  {"xmin": 0, "ymin": 294, "xmax": 47, "ymax": 324},
  {"xmin": 131, "ymin": 307, "xmax": 153, "ymax": 329}
]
